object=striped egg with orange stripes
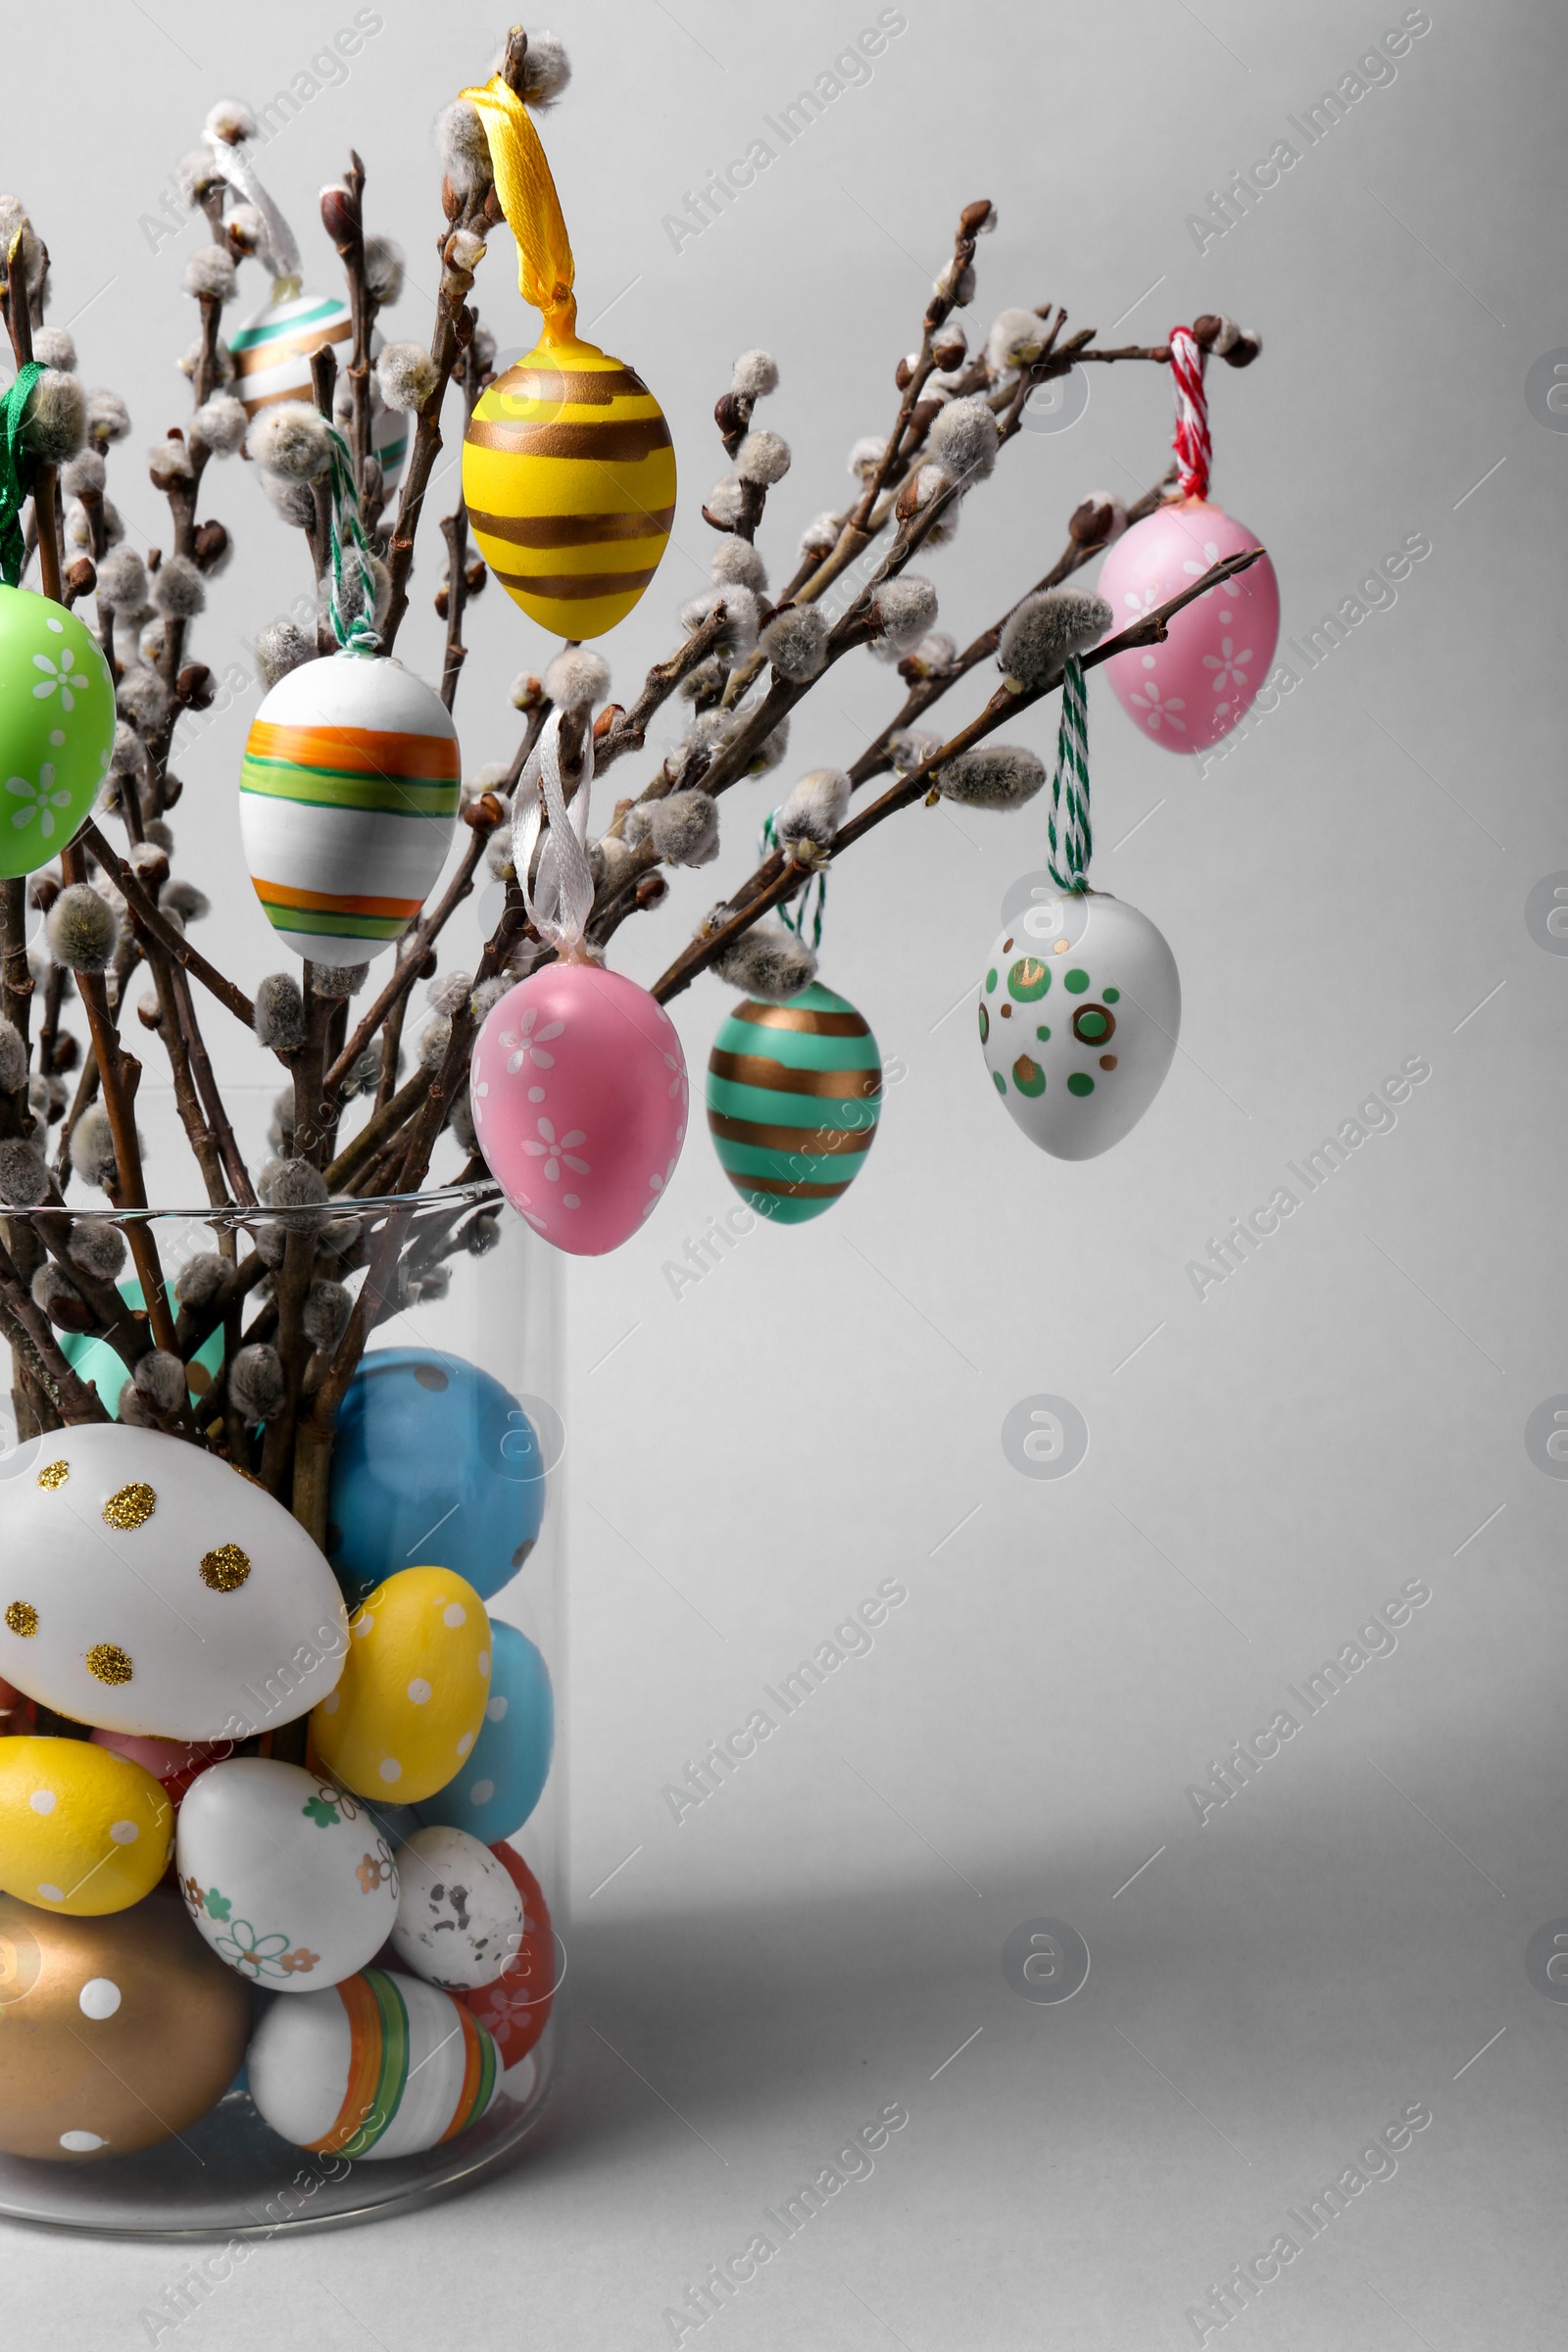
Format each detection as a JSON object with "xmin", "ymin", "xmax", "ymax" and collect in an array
[
  {"xmin": 463, "ymin": 334, "xmax": 675, "ymax": 639},
  {"xmin": 707, "ymin": 984, "xmax": 883, "ymax": 1225},
  {"xmin": 228, "ymin": 290, "xmax": 408, "ymax": 486},
  {"xmin": 247, "ymin": 1963, "xmax": 501, "ymax": 2161},
  {"xmin": 238, "ymin": 653, "xmax": 460, "ymax": 967}
]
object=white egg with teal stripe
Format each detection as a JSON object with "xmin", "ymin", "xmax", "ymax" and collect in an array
[
  {"xmin": 979, "ymin": 890, "xmax": 1181, "ymax": 1159},
  {"xmin": 707, "ymin": 984, "xmax": 882, "ymax": 1224},
  {"xmin": 229, "ymin": 290, "xmax": 408, "ymax": 487},
  {"xmin": 239, "ymin": 653, "xmax": 460, "ymax": 967}
]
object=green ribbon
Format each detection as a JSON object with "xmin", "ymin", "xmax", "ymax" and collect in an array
[
  {"xmin": 322, "ymin": 419, "xmax": 381, "ymax": 654},
  {"xmin": 1047, "ymin": 655, "xmax": 1092, "ymax": 893},
  {"xmin": 0, "ymin": 363, "xmax": 44, "ymax": 590},
  {"xmin": 760, "ymin": 808, "xmax": 828, "ymax": 950}
]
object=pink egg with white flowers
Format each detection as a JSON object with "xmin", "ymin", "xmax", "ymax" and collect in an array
[
  {"xmin": 470, "ymin": 963, "xmax": 688, "ymax": 1255},
  {"xmin": 1097, "ymin": 500, "xmax": 1278, "ymax": 754}
]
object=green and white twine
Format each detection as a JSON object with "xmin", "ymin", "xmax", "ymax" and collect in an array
[
  {"xmin": 0, "ymin": 362, "xmax": 43, "ymax": 589},
  {"xmin": 1047, "ymin": 654, "xmax": 1092, "ymax": 893},
  {"xmin": 760, "ymin": 808, "xmax": 828, "ymax": 948},
  {"xmin": 323, "ymin": 421, "xmax": 380, "ymax": 654}
]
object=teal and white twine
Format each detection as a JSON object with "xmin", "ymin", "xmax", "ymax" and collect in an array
[
  {"xmin": 1047, "ymin": 655, "xmax": 1092, "ymax": 893},
  {"xmin": 760, "ymin": 808, "xmax": 829, "ymax": 948},
  {"xmin": 323, "ymin": 421, "xmax": 380, "ymax": 654}
]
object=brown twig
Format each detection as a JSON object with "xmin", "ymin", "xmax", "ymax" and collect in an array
[
  {"xmin": 649, "ymin": 548, "xmax": 1264, "ymax": 1005},
  {"xmin": 83, "ymin": 822, "xmax": 256, "ymax": 1028}
]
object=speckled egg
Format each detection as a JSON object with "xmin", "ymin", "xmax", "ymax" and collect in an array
[
  {"xmin": 0, "ymin": 1426, "xmax": 348, "ymax": 1740},
  {"xmin": 176, "ymin": 1758, "xmax": 399, "ymax": 1991},
  {"xmin": 0, "ymin": 1736, "xmax": 172, "ymax": 1916},
  {"xmin": 310, "ymin": 1567, "xmax": 491, "ymax": 1805},
  {"xmin": 416, "ymin": 1621, "xmax": 553, "ymax": 1846},
  {"xmin": 458, "ymin": 1843, "xmax": 555, "ymax": 2069},
  {"xmin": 0, "ymin": 1888, "xmax": 250, "ymax": 2159},
  {"xmin": 325, "ymin": 1348, "xmax": 547, "ymax": 1607},
  {"xmin": 389, "ymin": 1824, "xmax": 525, "ymax": 1990},
  {"xmin": 247, "ymin": 1963, "xmax": 501, "ymax": 2159}
]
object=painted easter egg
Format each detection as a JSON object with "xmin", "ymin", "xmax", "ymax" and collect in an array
[
  {"xmin": 980, "ymin": 890, "xmax": 1181, "ymax": 1160},
  {"xmin": 0, "ymin": 1736, "xmax": 172, "ymax": 1915},
  {"xmin": 246, "ymin": 1963, "xmax": 501, "ymax": 2159},
  {"xmin": 1097, "ymin": 500, "xmax": 1278, "ymax": 753},
  {"xmin": 61, "ymin": 1276, "xmax": 223, "ymax": 1415},
  {"xmin": 463, "ymin": 336, "xmax": 674, "ymax": 640},
  {"xmin": 326, "ymin": 1348, "xmax": 546, "ymax": 1608},
  {"xmin": 90, "ymin": 1729, "xmax": 235, "ymax": 1809},
  {"xmin": 389, "ymin": 1823, "xmax": 525, "ymax": 1990},
  {"xmin": 0, "ymin": 585, "xmax": 117, "ymax": 878},
  {"xmin": 470, "ymin": 962, "xmax": 688, "ymax": 1256},
  {"xmin": 239, "ymin": 651, "xmax": 460, "ymax": 967},
  {"xmin": 310, "ymin": 1567, "xmax": 491, "ymax": 1805},
  {"xmin": 416, "ymin": 1622, "xmax": 553, "ymax": 1846},
  {"xmin": 0, "ymin": 1427, "xmax": 347, "ymax": 1740},
  {"xmin": 457, "ymin": 1843, "xmax": 555, "ymax": 2069},
  {"xmin": 176, "ymin": 1758, "xmax": 399, "ymax": 1991},
  {"xmin": 707, "ymin": 984, "xmax": 882, "ymax": 1223},
  {"xmin": 0, "ymin": 1888, "xmax": 250, "ymax": 2159},
  {"xmin": 229, "ymin": 292, "xmax": 409, "ymax": 486}
]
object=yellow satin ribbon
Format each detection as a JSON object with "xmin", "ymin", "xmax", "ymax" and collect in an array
[{"xmin": 460, "ymin": 74, "xmax": 578, "ymax": 346}]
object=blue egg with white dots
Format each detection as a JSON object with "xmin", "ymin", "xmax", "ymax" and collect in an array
[
  {"xmin": 415, "ymin": 1621, "xmax": 553, "ymax": 1843},
  {"xmin": 325, "ymin": 1347, "xmax": 547, "ymax": 1606}
]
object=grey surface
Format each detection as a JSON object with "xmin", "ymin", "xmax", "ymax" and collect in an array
[{"xmin": 2, "ymin": 0, "xmax": 1565, "ymax": 2343}]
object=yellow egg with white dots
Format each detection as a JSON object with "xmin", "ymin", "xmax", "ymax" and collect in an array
[
  {"xmin": 0, "ymin": 1737, "xmax": 172, "ymax": 1916},
  {"xmin": 310, "ymin": 1569, "xmax": 491, "ymax": 1805}
]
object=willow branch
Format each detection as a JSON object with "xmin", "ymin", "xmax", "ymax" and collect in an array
[
  {"xmin": 83, "ymin": 822, "xmax": 256, "ymax": 1028},
  {"xmin": 650, "ymin": 548, "xmax": 1264, "ymax": 1005}
]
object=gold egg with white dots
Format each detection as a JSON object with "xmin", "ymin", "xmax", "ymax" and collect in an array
[
  {"xmin": 311, "ymin": 1568, "xmax": 492, "ymax": 1805},
  {"xmin": 0, "ymin": 1889, "xmax": 249, "ymax": 2160}
]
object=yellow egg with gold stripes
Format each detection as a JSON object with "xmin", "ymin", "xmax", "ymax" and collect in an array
[{"xmin": 463, "ymin": 335, "xmax": 675, "ymax": 639}]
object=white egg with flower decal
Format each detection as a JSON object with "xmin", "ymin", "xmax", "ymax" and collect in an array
[
  {"xmin": 176, "ymin": 1757, "xmax": 399, "ymax": 1991},
  {"xmin": 980, "ymin": 890, "xmax": 1180, "ymax": 1159}
]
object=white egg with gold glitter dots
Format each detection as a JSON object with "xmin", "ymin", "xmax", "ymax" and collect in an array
[{"xmin": 0, "ymin": 1428, "xmax": 348, "ymax": 1740}]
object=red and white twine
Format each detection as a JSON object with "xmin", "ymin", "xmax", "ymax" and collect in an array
[{"xmin": 1168, "ymin": 325, "xmax": 1211, "ymax": 502}]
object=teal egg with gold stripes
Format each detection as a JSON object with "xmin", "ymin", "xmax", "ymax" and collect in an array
[{"xmin": 707, "ymin": 984, "xmax": 882, "ymax": 1224}]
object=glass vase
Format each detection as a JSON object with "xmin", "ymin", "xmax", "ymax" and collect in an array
[{"xmin": 0, "ymin": 1182, "xmax": 564, "ymax": 2236}]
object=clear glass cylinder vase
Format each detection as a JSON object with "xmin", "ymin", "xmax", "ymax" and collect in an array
[{"xmin": 0, "ymin": 1183, "xmax": 563, "ymax": 2236}]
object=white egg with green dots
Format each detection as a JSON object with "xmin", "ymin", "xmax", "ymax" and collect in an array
[{"xmin": 979, "ymin": 890, "xmax": 1180, "ymax": 1160}]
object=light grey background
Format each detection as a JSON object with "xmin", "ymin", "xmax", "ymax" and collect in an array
[{"xmin": 3, "ymin": 0, "xmax": 1564, "ymax": 2343}]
